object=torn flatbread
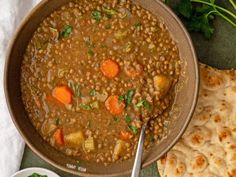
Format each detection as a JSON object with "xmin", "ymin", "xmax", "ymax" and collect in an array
[{"xmin": 157, "ymin": 64, "xmax": 236, "ymax": 177}]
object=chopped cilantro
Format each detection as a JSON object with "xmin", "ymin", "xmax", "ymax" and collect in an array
[
  {"xmin": 118, "ymin": 95, "xmax": 125, "ymax": 102},
  {"xmin": 125, "ymin": 90, "xmax": 135, "ymax": 105},
  {"xmin": 68, "ymin": 80, "xmax": 81, "ymax": 97},
  {"xmin": 92, "ymin": 10, "xmax": 102, "ymax": 22},
  {"xmin": 119, "ymin": 89, "xmax": 135, "ymax": 106},
  {"xmin": 80, "ymin": 103, "xmax": 92, "ymax": 110},
  {"xmin": 89, "ymin": 89, "xmax": 96, "ymax": 96},
  {"xmin": 28, "ymin": 173, "xmax": 47, "ymax": 177},
  {"xmin": 136, "ymin": 99, "xmax": 151, "ymax": 109},
  {"xmin": 61, "ymin": 25, "xmax": 73, "ymax": 38},
  {"xmin": 125, "ymin": 115, "xmax": 132, "ymax": 123},
  {"xmin": 128, "ymin": 125, "xmax": 138, "ymax": 134}
]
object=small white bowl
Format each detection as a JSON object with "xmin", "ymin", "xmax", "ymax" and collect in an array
[{"xmin": 11, "ymin": 167, "xmax": 60, "ymax": 177}]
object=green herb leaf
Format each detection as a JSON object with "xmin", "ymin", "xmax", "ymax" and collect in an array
[
  {"xmin": 163, "ymin": 0, "xmax": 170, "ymax": 5},
  {"xmin": 118, "ymin": 95, "xmax": 125, "ymax": 102},
  {"xmin": 92, "ymin": 10, "xmax": 102, "ymax": 22},
  {"xmin": 89, "ymin": 89, "xmax": 96, "ymax": 96},
  {"xmin": 171, "ymin": 0, "xmax": 236, "ymax": 39},
  {"xmin": 125, "ymin": 115, "xmax": 132, "ymax": 123},
  {"xmin": 143, "ymin": 100, "xmax": 151, "ymax": 109},
  {"xmin": 113, "ymin": 116, "xmax": 120, "ymax": 122},
  {"xmin": 188, "ymin": 15, "xmax": 214, "ymax": 39},
  {"xmin": 136, "ymin": 102, "xmax": 143, "ymax": 108},
  {"xmin": 125, "ymin": 90, "xmax": 135, "ymax": 105},
  {"xmin": 102, "ymin": 6, "xmax": 117, "ymax": 19},
  {"xmin": 176, "ymin": 0, "xmax": 192, "ymax": 18},
  {"xmin": 68, "ymin": 80, "xmax": 81, "ymax": 97},
  {"xmin": 61, "ymin": 25, "xmax": 73, "ymax": 38},
  {"xmin": 128, "ymin": 125, "xmax": 138, "ymax": 134},
  {"xmin": 28, "ymin": 173, "xmax": 47, "ymax": 177},
  {"xmin": 80, "ymin": 103, "xmax": 92, "ymax": 110},
  {"xmin": 136, "ymin": 99, "xmax": 151, "ymax": 109}
]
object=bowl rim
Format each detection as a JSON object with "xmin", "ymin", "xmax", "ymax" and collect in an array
[{"xmin": 4, "ymin": 0, "xmax": 199, "ymax": 176}]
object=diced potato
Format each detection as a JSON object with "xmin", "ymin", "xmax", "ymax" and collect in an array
[
  {"xmin": 64, "ymin": 131, "xmax": 85, "ymax": 146},
  {"xmin": 153, "ymin": 75, "xmax": 172, "ymax": 96},
  {"xmin": 113, "ymin": 139, "xmax": 126, "ymax": 160},
  {"xmin": 84, "ymin": 137, "xmax": 95, "ymax": 152}
]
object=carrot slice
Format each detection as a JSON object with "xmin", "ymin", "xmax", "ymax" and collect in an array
[
  {"xmin": 100, "ymin": 59, "xmax": 120, "ymax": 78},
  {"xmin": 52, "ymin": 86, "xmax": 72, "ymax": 105},
  {"xmin": 53, "ymin": 128, "xmax": 64, "ymax": 145},
  {"xmin": 120, "ymin": 131, "xmax": 133, "ymax": 140},
  {"xmin": 105, "ymin": 95, "xmax": 125, "ymax": 115}
]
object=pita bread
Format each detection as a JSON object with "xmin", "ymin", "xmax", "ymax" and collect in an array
[{"xmin": 157, "ymin": 64, "xmax": 236, "ymax": 177}]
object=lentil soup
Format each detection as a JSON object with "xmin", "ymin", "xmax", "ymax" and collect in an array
[{"xmin": 21, "ymin": 0, "xmax": 181, "ymax": 165}]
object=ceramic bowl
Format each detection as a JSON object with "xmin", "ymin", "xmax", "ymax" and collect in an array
[{"xmin": 4, "ymin": 0, "xmax": 199, "ymax": 176}]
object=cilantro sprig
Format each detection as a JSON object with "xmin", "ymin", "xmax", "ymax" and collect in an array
[
  {"xmin": 119, "ymin": 89, "xmax": 135, "ymax": 107},
  {"xmin": 165, "ymin": 0, "xmax": 236, "ymax": 39},
  {"xmin": 61, "ymin": 25, "xmax": 73, "ymax": 38}
]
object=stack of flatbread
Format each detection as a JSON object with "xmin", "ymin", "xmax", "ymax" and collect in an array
[{"xmin": 158, "ymin": 64, "xmax": 236, "ymax": 177}]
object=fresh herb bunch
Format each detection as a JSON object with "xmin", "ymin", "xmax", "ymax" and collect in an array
[
  {"xmin": 164, "ymin": 0, "xmax": 236, "ymax": 39},
  {"xmin": 28, "ymin": 173, "xmax": 47, "ymax": 177}
]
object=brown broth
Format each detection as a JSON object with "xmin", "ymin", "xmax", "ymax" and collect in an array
[{"xmin": 21, "ymin": 0, "xmax": 181, "ymax": 165}]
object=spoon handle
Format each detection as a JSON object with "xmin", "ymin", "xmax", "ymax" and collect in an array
[{"xmin": 131, "ymin": 124, "xmax": 147, "ymax": 177}]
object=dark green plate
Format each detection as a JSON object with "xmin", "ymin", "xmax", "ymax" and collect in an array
[{"xmin": 20, "ymin": 1, "xmax": 236, "ymax": 177}]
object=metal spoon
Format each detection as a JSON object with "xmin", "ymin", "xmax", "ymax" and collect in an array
[{"xmin": 131, "ymin": 123, "xmax": 147, "ymax": 177}]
